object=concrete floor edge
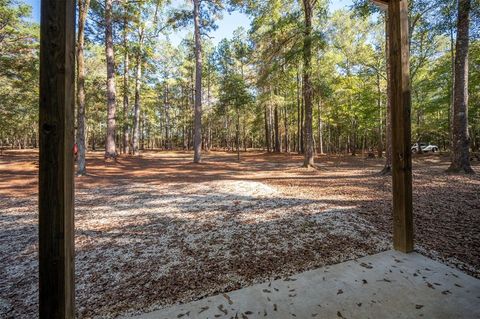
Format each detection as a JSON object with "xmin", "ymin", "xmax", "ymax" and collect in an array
[{"xmin": 124, "ymin": 250, "xmax": 480, "ymax": 319}]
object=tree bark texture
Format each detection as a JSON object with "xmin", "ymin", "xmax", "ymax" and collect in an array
[
  {"xmin": 76, "ymin": 0, "xmax": 90, "ymax": 175},
  {"xmin": 122, "ymin": 4, "xmax": 130, "ymax": 155},
  {"xmin": 382, "ymin": 14, "xmax": 393, "ymax": 175},
  {"xmin": 193, "ymin": 0, "xmax": 203, "ymax": 163},
  {"xmin": 105, "ymin": 0, "xmax": 117, "ymax": 159},
  {"xmin": 132, "ymin": 27, "xmax": 144, "ymax": 155},
  {"xmin": 448, "ymin": 0, "xmax": 474, "ymax": 174},
  {"xmin": 264, "ymin": 105, "xmax": 271, "ymax": 152},
  {"xmin": 274, "ymin": 105, "xmax": 280, "ymax": 152},
  {"xmin": 302, "ymin": 0, "xmax": 314, "ymax": 167}
]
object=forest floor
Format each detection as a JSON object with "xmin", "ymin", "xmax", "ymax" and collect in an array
[{"xmin": 0, "ymin": 150, "xmax": 479, "ymax": 318}]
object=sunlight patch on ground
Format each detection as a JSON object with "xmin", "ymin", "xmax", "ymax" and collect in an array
[{"xmin": 0, "ymin": 179, "xmax": 390, "ymax": 318}]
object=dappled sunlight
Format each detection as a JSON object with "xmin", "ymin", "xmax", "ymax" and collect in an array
[
  {"xmin": 0, "ymin": 168, "xmax": 390, "ymax": 318},
  {"xmin": 71, "ymin": 179, "xmax": 389, "ymax": 317}
]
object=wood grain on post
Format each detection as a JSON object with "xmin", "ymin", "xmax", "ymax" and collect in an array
[
  {"xmin": 39, "ymin": 0, "xmax": 76, "ymax": 318},
  {"xmin": 388, "ymin": 0, "xmax": 414, "ymax": 253}
]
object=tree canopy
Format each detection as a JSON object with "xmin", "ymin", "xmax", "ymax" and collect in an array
[{"xmin": 0, "ymin": 0, "xmax": 478, "ymax": 169}]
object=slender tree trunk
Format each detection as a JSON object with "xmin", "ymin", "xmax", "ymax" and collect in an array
[
  {"xmin": 302, "ymin": 0, "xmax": 314, "ymax": 167},
  {"xmin": 284, "ymin": 104, "xmax": 289, "ymax": 152},
  {"xmin": 193, "ymin": 0, "xmax": 203, "ymax": 163},
  {"xmin": 274, "ymin": 105, "xmax": 280, "ymax": 152},
  {"xmin": 300, "ymin": 81, "xmax": 305, "ymax": 154},
  {"xmin": 270, "ymin": 105, "xmax": 275, "ymax": 151},
  {"xmin": 381, "ymin": 14, "xmax": 393, "ymax": 175},
  {"xmin": 296, "ymin": 70, "xmax": 301, "ymax": 153},
  {"xmin": 264, "ymin": 105, "xmax": 271, "ymax": 152},
  {"xmin": 236, "ymin": 112, "xmax": 241, "ymax": 161},
  {"xmin": 243, "ymin": 115, "xmax": 247, "ymax": 152},
  {"xmin": 105, "ymin": 0, "xmax": 117, "ymax": 159},
  {"xmin": 122, "ymin": 4, "xmax": 130, "ymax": 155},
  {"xmin": 317, "ymin": 97, "xmax": 324, "ymax": 154},
  {"xmin": 449, "ymin": 0, "xmax": 456, "ymax": 148},
  {"xmin": 351, "ymin": 121, "xmax": 357, "ymax": 156},
  {"xmin": 141, "ymin": 112, "xmax": 145, "ymax": 150},
  {"xmin": 132, "ymin": 27, "xmax": 144, "ymax": 155},
  {"xmin": 377, "ymin": 72, "xmax": 383, "ymax": 158},
  {"xmin": 207, "ymin": 58, "xmax": 212, "ymax": 151},
  {"xmin": 448, "ymin": 0, "xmax": 474, "ymax": 173},
  {"xmin": 165, "ymin": 83, "xmax": 171, "ymax": 149},
  {"xmin": 76, "ymin": 0, "xmax": 90, "ymax": 175}
]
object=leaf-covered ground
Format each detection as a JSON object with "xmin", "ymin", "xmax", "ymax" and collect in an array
[{"xmin": 0, "ymin": 150, "xmax": 478, "ymax": 318}]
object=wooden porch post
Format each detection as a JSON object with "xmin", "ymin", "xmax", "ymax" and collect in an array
[
  {"xmin": 39, "ymin": 0, "xmax": 76, "ymax": 318},
  {"xmin": 388, "ymin": 0, "xmax": 414, "ymax": 253}
]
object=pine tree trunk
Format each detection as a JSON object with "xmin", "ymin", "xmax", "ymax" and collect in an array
[
  {"xmin": 270, "ymin": 106, "xmax": 275, "ymax": 151},
  {"xmin": 122, "ymin": 4, "xmax": 130, "ymax": 155},
  {"xmin": 377, "ymin": 71, "xmax": 383, "ymax": 158},
  {"xmin": 165, "ymin": 83, "xmax": 171, "ymax": 150},
  {"xmin": 449, "ymin": 9, "xmax": 455, "ymax": 147},
  {"xmin": 105, "ymin": 0, "xmax": 117, "ymax": 159},
  {"xmin": 300, "ymin": 82, "xmax": 305, "ymax": 154},
  {"xmin": 193, "ymin": 0, "xmax": 203, "ymax": 163},
  {"xmin": 381, "ymin": 14, "xmax": 393, "ymax": 175},
  {"xmin": 132, "ymin": 28, "xmax": 144, "ymax": 155},
  {"xmin": 236, "ymin": 112, "xmax": 241, "ymax": 161},
  {"xmin": 284, "ymin": 104, "xmax": 289, "ymax": 152},
  {"xmin": 264, "ymin": 105, "xmax": 271, "ymax": 152},
  {"xmin": 448, "ymin": 0, "xmax": 474, "ymax": 174},
  {"xmin": 302, "ymin": 0, "xmax": 314, "ymax": 167},
  {"xmin": 351, "ymin": 123, "xmax": 357, "ymax": 156},
  {"xmin": 243, "ymin": 116, "xmax": 247, "ymax": 152},
  {"xmin": 76, "ymin": 0, "xmax": 90, "ymax": 175},
  {"xmin": 274, "ymin": 105, "xmax": 280, "ymax": 152},
  {"xmin": 139, "ymin": 112, "xmax": 143, "ymax": 150},
  {"xmin": 296, "ymin": 70, "xmax": 301, "ymax": 153},
  {"xmin": 317, "ymin": 98, "xmax": 324, "ymax": 154},
  {"xmin": 207, "ymin": 59, "xmax": 212, "ymax": 151}
]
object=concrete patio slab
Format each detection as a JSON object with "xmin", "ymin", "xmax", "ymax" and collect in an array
[{"xmin": 125, "ymin": 250, "xmax": 480, "ymax": 319}]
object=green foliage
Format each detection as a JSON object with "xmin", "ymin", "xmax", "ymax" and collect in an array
[
  {"xmin": 1, "ymin": 0, "xmax": 478, "ymax": 153},
  {"xmin": 168, "ymin": 0, "xmax": 223, "ymax": 32},
  {"xmin": 0, "ymin": 0, "xmax": 38, "ymax": 146}
]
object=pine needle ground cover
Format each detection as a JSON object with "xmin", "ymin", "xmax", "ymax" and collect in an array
[{"xmin": 1, "ymin": 150, "xmax": 478, "ymax": 318}]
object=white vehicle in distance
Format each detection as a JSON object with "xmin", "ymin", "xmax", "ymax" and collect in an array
[{"xmin": 411, "ymin": 142, "xmax": 439, "ymax": 153}]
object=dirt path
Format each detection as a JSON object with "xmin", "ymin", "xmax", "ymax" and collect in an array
[{"xmin": 0, "ymin": 150, "xmax": 478, "ymax": 318}]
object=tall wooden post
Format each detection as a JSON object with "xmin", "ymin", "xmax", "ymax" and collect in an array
[
  {"xmin": 39, "ymin": 0, "xmax": 76, "ymax": 318},
  {"xmin": 388, "ymin": 0, "xmax": 414, "ymax": 253}
]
